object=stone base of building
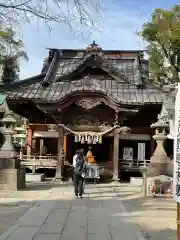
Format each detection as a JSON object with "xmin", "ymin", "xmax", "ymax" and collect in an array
[
  {"xmin": 0, "ymin": 157, "xmax": 21, "ymax": 169},
  {"xmin": 0, "ymin": 169, "xmax": 26, "ymax": 190},
  {"xmin": 130, "ymin": 177, "xmax": 143, "ymax": 186},
  {"xmin": 111, "ymin": 175, "xmax": 120, "ymax": 182},
  {"xmin": 147, "ymin": 162, "xmax": 173, "ymax": 177},
  {"xmin": 25, "ymin": 173, "xmax": 45, "ymax": 182}
]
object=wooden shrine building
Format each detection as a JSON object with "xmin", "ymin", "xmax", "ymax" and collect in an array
[{"xmin": 0, "ymin": 41, "xmax": 173, "ymax": 181}]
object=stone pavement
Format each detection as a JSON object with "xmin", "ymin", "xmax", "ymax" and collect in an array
[
  {"xmin": 0, "ymin": 183, "xmax": 145, "ymax": 240},
  {"xmin": 115, "ymin": 184, "xmax": 176, "ymax": 240},
  {"xmin": 0, "ymin": 181, "xmax": 55, "ymax": 235}
]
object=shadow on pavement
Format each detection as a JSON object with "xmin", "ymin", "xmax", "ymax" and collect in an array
[{"xmin": 0, "ymin": 183, "xmax": 177, "ymax": 240}]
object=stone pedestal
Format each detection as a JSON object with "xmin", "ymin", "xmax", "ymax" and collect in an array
[
  {"xmin": 0, "ymin": 168, "xmax": 25, "ymax": 190},
  {"xmin": 0, "ymin": 111, "xmax": 26, "ymax": 190},
  {"xmin": 147, "ymin": 162, "xmax": 173, "ymax": 177},
  {"xmin": 0, "ymin": 156, "xmax": 26, "ymax": 190}
]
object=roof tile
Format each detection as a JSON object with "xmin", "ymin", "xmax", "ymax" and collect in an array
[{"xmin": 6, "ymin": 78, "xmax": 167, "ymax": 105}]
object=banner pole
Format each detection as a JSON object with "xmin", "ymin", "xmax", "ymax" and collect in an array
[
  {"xmin": 177, "ymin": 202, "xmax": 180, "ymax": 240},
  {"xmin": 175, "ymin": 82, "xmax": 180, "ymax": 240}
]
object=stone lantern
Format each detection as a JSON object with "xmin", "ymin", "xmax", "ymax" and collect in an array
[
  {"xmin": 14, "ymin": 126, "xmax": 27, "ymax": 160},
  {"xmin": 0, "ymin": 111, "xmax": 26, "ymax": 190},
  {"xmin": 147, "ymin": 106, "xmax": 171, "ymax": 177},
  {"xmin": 0, "ymin": 111, "xmax": 17, "ymax": 159}
]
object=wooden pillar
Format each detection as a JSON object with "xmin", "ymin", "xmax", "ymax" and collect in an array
[
  {"xmin": 27, "ymin": 126, "xmax": 33, "ymax": 155},
  {"xmin": 39, "ymin": 138, "xmax": 44, "ymax": 156},
  {"xmin": 177, "ymin": 203, "xmax": 180, "ymax": 240},
  {"xmin": 150, "ymin": 134, "xmax": 156, "ymax": 158},
  {"xmin": 142, "ymin": 170, "xmax": 147, "ymax": 197},
  {"xmin": 108, "ymin": 138, "xmax": 113, "ymax": 170},
  {"xmin": 63, "ymin": 134, "xmax": 67, "ymax": 160},
  {"xmin": 55, "ymin": 127, "xmax": 63, "ymax": 180},
  {"xmin": 112, "ymin": 128, "xmax": 120, "ymax": 181}
]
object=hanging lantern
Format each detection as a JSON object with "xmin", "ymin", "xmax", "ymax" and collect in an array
[
  {"xmin": 78, "ymin": 134, "xmax": 81, "ymax": 142},
  {"xmin": 81, "ymin": 135, "xmax": 85, "ymax": 144},
  {"xmin": 87, "ymin": 135, "xmax": 92, "ymax": 144},
  {"xmin": 92, "ymin": 135, "xmax": 97, "ymax": 144},
  {"xmin": 92, "ymin": 135, "xmax": 95, "ymax": 144},
  {"xmin": 98, "ymin": 135, "xmax": 102, "ymax": 144},
  {"xmin": 96, "ymin": 135, "xmax": 100, "ymax": 144},
  {"xmin": 85, "ymin": 134, "xmax": 88, "ymax": 142},
  {"xmin": 74, "ymin": 134, "xmax": 78, "ymax": 142}
]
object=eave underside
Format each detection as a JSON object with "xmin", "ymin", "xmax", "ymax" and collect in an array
[{"xmin": 8, "ymin": 96, "xmax": 162, "ymax": 126}]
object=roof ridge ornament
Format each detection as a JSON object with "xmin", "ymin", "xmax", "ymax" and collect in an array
[{"xmin": 86, "ymin": 41, "xmax": 103, "ymax": 53}]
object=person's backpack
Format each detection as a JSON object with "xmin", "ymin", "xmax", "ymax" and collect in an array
[{"xmin": 74, "ymin": 155, "xmax": 85, "ymax": 176}]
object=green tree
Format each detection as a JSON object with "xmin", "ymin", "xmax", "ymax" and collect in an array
[
  {"xmin": 0, "ymin": 28, "xmax": 28, "ymax": 83},
  {"xmin": 139, "ymin": 5, "xmax": 180, "ymax": 85}
]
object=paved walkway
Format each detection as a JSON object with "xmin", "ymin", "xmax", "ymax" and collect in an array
[
  {"xmin": 0, "ymin": 181, "xmax": 54, "ymax": 235},
  {"xmin": 117, "ymin": 185, "xmax": 176, "ymax": 240},
  {"xmin": 0, "ymin": 183, "xmax": 145, "ymax": 240}
]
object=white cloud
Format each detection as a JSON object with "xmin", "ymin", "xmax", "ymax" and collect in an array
[{"xmin": 19, "ymin": 1, "xmax": 147, "ymax": 80}]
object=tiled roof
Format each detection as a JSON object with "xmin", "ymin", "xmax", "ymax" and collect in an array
[
  {"xmin": 6, "ymin": 77, "xmax": 169, "ymax": 105},
  {"xmin": 0, "ymin": 74, "xmax": 45, "ymax": 91},
  {"xmin": 53, "ymin": 57, "xmax": 143, "ymax": 85},
  {"xmin": 163, "ymin": 93, "xmax": 175, "ymax": 117},
  {"xmin": 38, "ymin": 45, "xmax": 145, "ymax": 86},
  {"xmin": 0, "ymin": 45, "xmax": 172, "ymax": 106},
  {"xmin": 55, "ymin": 57, "xmax": 87, "ymax": 80}
]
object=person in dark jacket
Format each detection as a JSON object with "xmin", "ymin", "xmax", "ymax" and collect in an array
[{"xmin": 73, "ymin": 148, "xmax": 86, "ymax": 198}]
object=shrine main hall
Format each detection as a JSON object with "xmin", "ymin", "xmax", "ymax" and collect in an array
[{"xmin": 0, "ymin": 42, "xmax": 173, "ymax": 182}]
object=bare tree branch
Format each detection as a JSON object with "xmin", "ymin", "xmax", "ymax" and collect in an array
[{"xmin": 0, "ymin": 0, "xmax": 102, "ymax": 36}]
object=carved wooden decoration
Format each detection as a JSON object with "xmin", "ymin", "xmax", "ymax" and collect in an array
[
  {"xmin": 81, "ymin": 75, "xmax": 90, "ymax": 85},
  {"xmin": 72, "ymin": 114, "xmax": 100, "ymax": 126},
  {"xmin": 75, "ymin": 98, "xmax": 102, "ymax": 110},
  {"xmin": 72, "ymin": 114, "xmax": 109, "ymax": 126},
  {"xmin": 118, "ymin": 126, "xmax": 131, "ymax": 134},
  {"xmin": 86, "ymin": 41, "xmax": 102, "ymax": 53},
  {"xmin": 78, "ymin": 76, "xmax": 102, "ymax": 88},
  {"xmin": 114, "ymin": 111, "xmax": 119, "ymax": 125}
]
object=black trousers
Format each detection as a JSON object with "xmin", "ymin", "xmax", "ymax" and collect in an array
[{"xmin": 74, "ymin": 174, "xmax": 84, "ymax": 196}]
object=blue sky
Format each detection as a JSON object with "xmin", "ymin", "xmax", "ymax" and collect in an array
[{"xmin": 19, "ymin": 0, "xmax": 178, "ymax": 79}]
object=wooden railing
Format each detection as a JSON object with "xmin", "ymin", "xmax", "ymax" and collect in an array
[
  {"xmin": 119, "ymin": 159, "xmax": 150, "ymax": 169},
  {"xmin": 20, "ymin": 155, "xmax": 58, "ymax": 168},
  {"xmin": 19, "ymin": 155, "xmax": 150, "ymax": 170}
]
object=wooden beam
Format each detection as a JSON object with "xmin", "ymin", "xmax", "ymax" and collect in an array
[{"xmin": 112, "ymin": 128, "xmax": 120, "ymax": 181}]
